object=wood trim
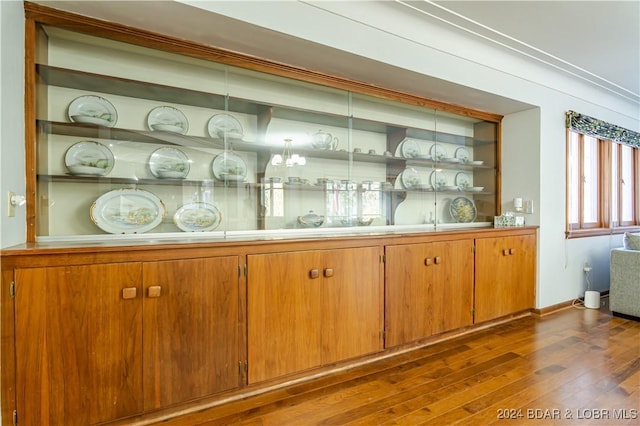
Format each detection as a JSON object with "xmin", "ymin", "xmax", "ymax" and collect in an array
[
  {"xmin": 532, "ymin": 291, "xmax": 610, "ymax": 316},
  {"xmin": 532, "ymin": 300, "xmax": 574, "ymax": 316},
  {"xmin": 1, "ymin": 227, "xmax": 539, "ymax": 262},
  {"xmin": 24, "ymin": 18, "xmax": 37, "ymax": 243},
  {"xmin": 495, "ymin": 120, "xmax": 503, "ymax": 215},
  {"xmin": 1, "ymin": 268, "xmax": 16, "ymax": 426},
  {"xmin": 23, "ymin": 1, "xmax": 502, "ymax": 123}
]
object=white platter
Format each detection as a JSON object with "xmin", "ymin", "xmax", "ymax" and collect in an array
[
  {"xmin": 64, "ymin": 141, "xmax": 114, "ymax": 176},
  {"xmin": 400, "ymin": 138, "xmax": 420, "ymax": 158},
  {"xmin": 400, "ymin": 168, "xmax": 421, "ymax": 189},
  {"xmin": 174, "ymin": 202, "xmax": 222, "ymax": 232},
  {"xmin": 429, "ymin": 144, "xmax": 447, "ymax": 161},
  {"xmin": 212, "ymin": 151, "xmax": 247, "ymax": 182},
  {"xmin": 455, "ymin": 172, "xmax": 471, "ymax": 188},
  {"xmin": 454, "ymin": 147, "xmax": 470, "ymax": 163},
  {"xmin": 148, "ymin": 147, "xmax": 190, "ymax": 179},
  {"xmin": 147, "ymin": 106, "xmax": 189, "ymax": 134},
  {"xmin": 450, "ymin": 196, "xmax": 477, "ymax": 223},
  {"xmin": 68, "ymin": 95, "xmax": 117, "ymax": 127},
  {"xmin": 429, "ymin": 170, "xmax": 446, "ymax": 189},
  {"xmin": 90, "ymin": 189, "xmax": 166, "ymax": 234},
  {"xmin": 207, "ymin": 113, "xmax": 244, "ymax": 139}
]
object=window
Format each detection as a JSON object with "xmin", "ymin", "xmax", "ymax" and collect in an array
[
  {"xmin": 566, "ymin": 111, "xmax": 640, "ymax": 238},
  {"xmin": 566, "ymin": 131, "xmax": 639, "ymax": 236},
  {"xmin": 613, "ymin": 142, "xmax": 637, "ymax": 227}
]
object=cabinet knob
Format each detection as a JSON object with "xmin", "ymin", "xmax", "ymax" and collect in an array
[
  {"xmin": 503, "ymin": 249, "xmax": 510, "ymax": 256},
  {"xmin": 147, "ymin": 286, "xmax": 162, "ymax": 298},
  {"xmin": 309, "ymin": 269, "xmax": 319, "ymax": 279},
  {"xmin": 434, "ymin": 256, "xmax": 442, "ymax": 264},
  {"xmin": 509, "ymin": 248, "xmax": 516, "ymax": 255},
  {"xmin": 424, "ymin": 258, "xmax": 432, "ymax": 266},
  {"xmin": 122, "ymin": 287, "xmax": 137, "ymax": 300},
  {"xmin": 324, "ymin": 268, "xmax": 334, "ymax": 278}
]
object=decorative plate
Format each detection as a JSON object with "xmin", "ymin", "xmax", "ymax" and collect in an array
[
  {"xmin": 455, "ymin": 147, "xmax": 470, "ymax": 163},
  {"xmin": 148, "ymin": 147, "xmax": 190, "ymax": 179},
  {"xmin": 455, "ymin": 172, "xmax": 471, "ymax": 188},
  {"xmin": 207, "ymin": 113, "xmax": 244, "ymax": 139},
  {"xmin": 64, "ymin": 141, "xmax": 115, "ymax": 176},
  {"xmin": 429, "ymin": 144, "xmax": 446, "ymax": 161},
  {"xmin": 400, "ymin": 138, "xmax": 420, "ymax": 158},
  {"xmin": 211, "ymin": 151, "xmax": 247, "ymax": 182},
  {"xmin": 68, "ymin": 95, "xmax": 117, "ymax": 127},
  {"xmin": 90, "ymin": 189, "xmax": 166, "ymax": 234},
  {"xmin": 429, "ymin": 170, "xmax": 446, "ymax": 189},
  {"xmin": 400, "ymin": 168, "xmax": 421, "ymax": 189},
  {"xmin": 450, "ymin": 196, "xmax": 477, "ymax": 223},
  {"xmin": 147, "ymin": 106, "xmax": 189, "ymax": 134},
  {"xmin": 173, "ymin": 202, "xmax": 222, "ymax": 232}
]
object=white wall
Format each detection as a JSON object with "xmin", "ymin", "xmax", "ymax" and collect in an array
[
  {"xmin": 186, "ymin": 1, "xmax": 638, "ymax": 308},
  {"xmin": 0, "ymin": 0, "xmax": 26, "ymax": 249}
]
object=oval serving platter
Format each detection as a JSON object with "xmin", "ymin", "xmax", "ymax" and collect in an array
[
  {"xmin": 174, "ymin": 202, "xmax": 222, "ymax": 232},
  {"xmin": 90, "ymin": 188, "xmax": 166, "ymax": 234}
]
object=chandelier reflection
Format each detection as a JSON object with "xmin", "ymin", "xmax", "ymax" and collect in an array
[{"xmin": 271, "ymin": 138, "xmax": 306, "ymax": 167}]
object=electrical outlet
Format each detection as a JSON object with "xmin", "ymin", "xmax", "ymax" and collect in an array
[{"xmin": 583, "ymin": 262, "xmax": 592, "ymax": 272}]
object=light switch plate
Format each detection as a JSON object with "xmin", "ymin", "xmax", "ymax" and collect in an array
[
  {"xmin": 7, "ymin": 192, "xmax": 15, "ymax": 217},
  {"xmin": 525, "ymin": 199, "xmax": 534, "ymax": 214}
]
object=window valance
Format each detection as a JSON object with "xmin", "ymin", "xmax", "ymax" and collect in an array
[{"xmin": 566, "ymin": 110, "xmax": 640, "ymax": 148}]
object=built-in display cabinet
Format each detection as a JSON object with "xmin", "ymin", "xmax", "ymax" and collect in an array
[
  {"xmin": 0, "ymin": 4, "xmax": 536, "ymax": 426},
  {"xmin": 32, "ymin": 24, "xmax": 499, "ymax": 243}
]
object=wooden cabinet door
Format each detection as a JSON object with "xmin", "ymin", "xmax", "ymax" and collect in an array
[
  {"xmin": 322, "ymin": 246, "xmax": 383, "ymax": 365},
  {"xmin": 247, "ymin": 251, "xmax": 323, "ymax": 383},
  {"xmin": 386, "ymin": 240, "xmax": 473, "ymax": 347},
  {"xmin": 15, "ymin": 263, "xmax": 143, "ymax": 426},
  {"xmin": 385, "ymin": 243, "xmax": 431, "ymax": 347},
  {"xmin": 429, "ymin": 240, "xmax": 474, "ymax": 335},
  {"xmin": 143, "ymin": 257, "xmax": 239, "ymax": 410},
  {"xmin": 475, "ymin": 234, "xmax": 536, "ymax": 322}
]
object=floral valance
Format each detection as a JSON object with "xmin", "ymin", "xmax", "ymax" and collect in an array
[{"xmin": 566, "ymin": 110, "xmax": 640, "ymax": 148}]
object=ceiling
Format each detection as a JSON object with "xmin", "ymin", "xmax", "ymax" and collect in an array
[
  {"xmin": 31, "ymin": 1, "xmax": 640, "ymax": 111},
  {"xmin": 427, "ymin": 0, "xmax": 640, "ymax": 101}
]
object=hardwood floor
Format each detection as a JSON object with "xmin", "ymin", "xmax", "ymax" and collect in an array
[{"xmin": 153, "ymin": 298, "xmax": 639, "ymax": 426}]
